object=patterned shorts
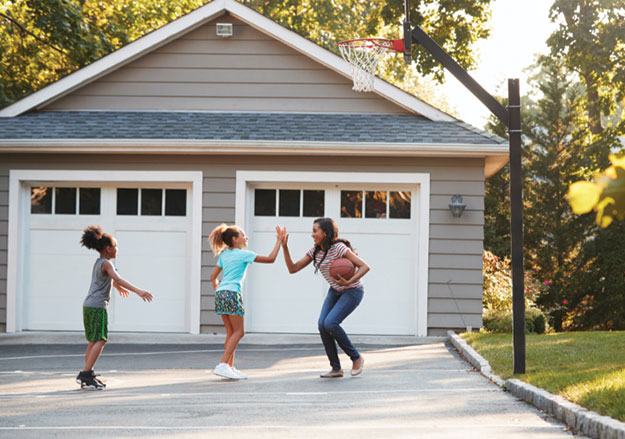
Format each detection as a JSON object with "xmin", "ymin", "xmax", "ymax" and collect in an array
[
  {"xmin": 83, "ymin": 307, "xmax": 108, "ymax": 342},
  {"xmin": 215, "ymin": 290, "xmax": 245, "ymax": 316}
]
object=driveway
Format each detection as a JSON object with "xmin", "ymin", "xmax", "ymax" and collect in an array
[{"xmin": 0, "ymin": 335, "xmax": 586, "ymax": 438}]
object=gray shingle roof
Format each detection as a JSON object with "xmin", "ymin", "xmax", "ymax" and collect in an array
[{"xmin": 0, "ymin": 111, "xmax": 506, "ymax": 145}]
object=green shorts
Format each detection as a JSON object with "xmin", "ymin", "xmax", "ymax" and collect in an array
[{"xmin": 83, "ymin": 307, "xmax": 108, "ymax": 342}]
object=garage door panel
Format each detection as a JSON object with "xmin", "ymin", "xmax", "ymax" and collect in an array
[
  {"xmin": 26, "ymin": 231, "xmax": 92, "ymax": 330},
  {"xmin": 340, "ymin": 233, "xmax": 416, "ymax": 335},
  {"xmin": 248, "ymin": 185, "xmax": 419, "ymax": 335},
  {"xmin": 246, "ymin": 230, "xmax": 323, "ymax": 333},
  {"xmin": 23, "ymin": 184, "xmax": 193, "ymax": 333},
  {"xmin": 113, "ymin": 231, "xmax": 187, "ymax": 332}
]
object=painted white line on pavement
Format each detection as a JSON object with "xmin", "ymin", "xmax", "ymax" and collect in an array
[
  {"xmin": 0, "ymin": 387, "xmax": 500, "ymax": 399},
  {"xmin": 0, "ymin": 368, "xmax": 470, "ymax": 375},
  {"xmin": 0, "ymin": 347, "xmax": 329, "ymax": 361},
  {"xmin": 0, "ymin": 425, "xmax": 566, "ymax": 431},
  {"xmin": 286, "ymin": 392, "xmax": 328, "ymax": 395}
]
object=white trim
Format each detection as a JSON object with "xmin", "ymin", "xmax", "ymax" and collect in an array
[
  {"xmin": 6, "ymin": 170, "xmax": 203, "ymax": 334},
  {"xmin": 235, "ymin": 171, "xmax": 430, "ymax": 337},
  {"xmin": 0, "ymin": 139, "xmax": 508, "ymax": 177},
  {"xmin": 0, "ymin": 0, "xmax": 453, "ymax": 122}
]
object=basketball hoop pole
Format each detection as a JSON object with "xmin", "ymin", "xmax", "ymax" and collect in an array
[{"xmin": 403, "ymin": 5, "xmax": 525, "ymax": 374}]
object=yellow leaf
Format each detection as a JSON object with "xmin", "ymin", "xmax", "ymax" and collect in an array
[
  {"xmin": 566, "ymin": 181, "xmax": 602, "ymax": 214},
  {"xmin": 598, "ymin": 214, "xmax": 614, "ymax": 228},
  {"xmin": 606, "ymin": 154, "xmax": 625, "ymax": 179},
  {"xmin": 596, "ymin": 196, "xmax": 615, "ymax": 228}
]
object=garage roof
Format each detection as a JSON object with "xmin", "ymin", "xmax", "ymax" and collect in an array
[{"xmin": 0, "ymin": 111, "xmax": 504, "ymax": 145}]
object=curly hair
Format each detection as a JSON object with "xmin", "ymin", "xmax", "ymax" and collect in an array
[{"xmin": 80, "ymin": 225, "xmax": 114, "ymax": 252}]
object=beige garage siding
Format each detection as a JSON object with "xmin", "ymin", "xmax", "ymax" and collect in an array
[
  {"xmin": 46, "ymin": 16, "xmax": 410, "ymax": 115},
  {"xmin": 0, "ymin": 154, "xmax": 484, "ymax": 335},
  {"xmin": 0, "ymin": 171, "xmax": 7, "ymax": 332}
]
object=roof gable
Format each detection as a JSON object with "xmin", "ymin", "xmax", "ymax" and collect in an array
[
  {"xmin": 0, "ymin": 0, "xmax": 454, "ymax": 121},
  {"xmin": 45, "ymin": 15, "xmax": 413, "ymax": 115}
]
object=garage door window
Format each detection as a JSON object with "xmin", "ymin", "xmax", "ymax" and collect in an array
[
  {"xmin": 80, "ymin": 188, "xmax": 101, "ymax": 215},
  {"xmin": 55, "ymin": 188, "xmax": 77, "ymax": 214},
  {"xmin": 255, "ymin": 189, "xmax": 325, "ymax": 217},
  {"xmin": 31, "ymin": 187, "xmax": 52, "ymax": 214},
  {"xmin": 341, "ymin": 190, "xmax": 411, "ymax": 219},
  {"xmin": 117, "ymin": 188, "xmax": 187, "ymax": 216},
  {"xmin": 31, "ymin": 186, "xmax": 101, "ymax": 215}
]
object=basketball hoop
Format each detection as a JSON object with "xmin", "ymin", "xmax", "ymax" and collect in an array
[{"xmin": 338, "ymin": 38, "xmax": 405, "ymax": 92}]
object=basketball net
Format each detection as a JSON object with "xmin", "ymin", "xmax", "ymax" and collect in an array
[{"xmin": 338, "ymin": 39, "xmax": 404, "ymax": 92}]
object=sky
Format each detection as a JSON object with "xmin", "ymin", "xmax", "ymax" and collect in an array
[{"xmin": 438, "ymin": 0, "xmax": 557, "ymax": 128}]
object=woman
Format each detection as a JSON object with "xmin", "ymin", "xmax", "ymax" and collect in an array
[{"xmin": 281, "ymin": 217, "xmax": 369, "ymax": 378}]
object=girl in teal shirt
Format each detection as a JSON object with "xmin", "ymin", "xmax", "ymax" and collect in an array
[{"xmin": 209, "ymin": 223, "xmax": 284, "ymax": 380}]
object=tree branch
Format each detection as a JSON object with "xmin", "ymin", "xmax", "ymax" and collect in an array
[{"xmin": 0, "ymin": 12, "xmax": 68, "ymax": 56}]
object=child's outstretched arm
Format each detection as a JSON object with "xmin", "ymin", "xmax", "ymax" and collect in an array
[
  {"xmin": 254, "ymin": 226, "xmax": 285, "ymax": 263},
  {"xmin": 281, "ymin": 230, "xmax": 313, "ymax": 274},
  {"xmin": 113, "ymin": 281, "xmax": 130, "ymax": 298},
  {"xmin": 102, "ymin": 261, "xmax": 153, "ymax": 302}
]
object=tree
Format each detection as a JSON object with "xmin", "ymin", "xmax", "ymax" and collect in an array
[
  {"xmin": 484, "ymin": 57, "xmax": 599, "ymax": 330},
  {"xmin": 548, "ymin": 0, "xmax": 625, "ymax": 135},
  {"xmin": 2, "ymin": 0, "xmax": 496, "ymax": 110},
  {"xmin": 0, "ymin": 0, "xmax": 207, "ymax": 108}
]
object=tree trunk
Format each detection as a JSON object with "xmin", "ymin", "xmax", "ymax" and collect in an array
[{"xmin": 585, "ymin": 80, "xmax": 604, "ymax": 135}]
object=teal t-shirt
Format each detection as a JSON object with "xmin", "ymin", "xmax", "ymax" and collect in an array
[{"xmin": 216, "ymin": 248, "xmax": 257, "ymax": 293}]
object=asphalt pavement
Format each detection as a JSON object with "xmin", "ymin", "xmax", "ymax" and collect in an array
[{"xmin": 0, "ymin": 333, "xmax": 588, "ymax": 438}]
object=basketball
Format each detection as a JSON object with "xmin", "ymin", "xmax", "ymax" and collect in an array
[{"xmin": 329, "ymin": 258, "xmax": 355, "ymax": 280}]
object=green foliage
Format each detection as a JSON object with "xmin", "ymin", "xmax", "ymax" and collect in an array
[
  {"xmin": 548, "ymin": 0, "xmax": 625, "ymax": 134},
  {"xmin": 482, "ymin": 250, "xmax": 543, "ymax": 313},
  {"xmin": 462, "ymin": 331, "xmax": 625, "ymax": 422},
  {"xmin": 1, "ymin": 0, "xmax": 496, "ymax": 110},
  {"xmin": 482, "ymin": 308, "xmax": 548, "ymax": 334},
  {"xmin": 0, "ymin": 0, "xmax": 208, "ymax": 108},
  {"xmin": 567, "ymin": 221, "xmax": 625, "ymax": 330}
]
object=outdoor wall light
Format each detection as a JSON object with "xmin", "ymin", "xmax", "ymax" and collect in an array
[{"xmin": 449, "ymin": 194, "xmax": 466, "ymax": 217}]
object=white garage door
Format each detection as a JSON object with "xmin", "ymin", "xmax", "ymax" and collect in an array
[
  {"xmin": 245, "ymin": 183, "xmax": 418, "ymax": 335},
  {"xmin": 24, "ymin": 183, "xmax": 192, "ymax": 332}
]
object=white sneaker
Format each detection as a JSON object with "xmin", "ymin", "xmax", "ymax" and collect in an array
[
  {"xmin": 232, "ymin": 367, "xmax": 248, "ymax": 379},
  {"xmin": 213, "ymin": 363, "xmax": 240, "ymax": 380}
]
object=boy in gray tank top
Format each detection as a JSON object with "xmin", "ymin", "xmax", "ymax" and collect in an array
[{"xmin": 77, "ymin": 225, "xmax": 154, "ymax": 390}]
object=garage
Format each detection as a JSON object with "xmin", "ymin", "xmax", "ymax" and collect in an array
[
  {"xmin": 9, "ymin": 170, "xmax": 202, "ymax": 333},
  {"xmin": 238, "ymin": 171, "xmax": 429, "ymax": 336}
]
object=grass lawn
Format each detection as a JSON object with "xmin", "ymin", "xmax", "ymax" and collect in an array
[{"xmin": 461, "ymin": 331, "xmax": 625, "ymax": 422}]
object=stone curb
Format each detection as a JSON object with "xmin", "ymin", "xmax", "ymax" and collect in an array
[
  {"xmin": 446, "ymin": 330, "xmax": 504, "ymax": 386},
  {"xmin": 447, "ymin": 330, "xmax": 625, "ymax": 439}
]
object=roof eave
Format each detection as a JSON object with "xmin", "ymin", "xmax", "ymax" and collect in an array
[{"xmin": 0, "ymin": 138, "xmax": 508, "ymax": 177}]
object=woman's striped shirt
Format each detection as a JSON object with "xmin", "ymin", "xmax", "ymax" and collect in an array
[{"xmin": 307, "ymin": 242, "xmax": 362, "ymax": 292}]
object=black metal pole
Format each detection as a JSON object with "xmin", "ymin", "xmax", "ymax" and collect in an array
[
  {"xmin": 508, "ymin": 78, "xmax": 525, "ymax": 374},
  {"xmin": 407, "ymin": 20, "xmax": 526, "ymax": 374}
]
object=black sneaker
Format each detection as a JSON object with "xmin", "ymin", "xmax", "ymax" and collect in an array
[
  {"xmin": 90, "ymin": 370, "xmax": 106, "ymax": 388},
  {"xmin": 75, "ymin": 371, "xmax": 87, "ymax": 386},
  {"xmin": 79, "ymin": 372, "xmax": 104, "ymax": 390}
]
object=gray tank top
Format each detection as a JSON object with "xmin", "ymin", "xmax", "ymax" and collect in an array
[{"xmin": 83, "ymin": 257, "xmax": 112, "ymax": 309}]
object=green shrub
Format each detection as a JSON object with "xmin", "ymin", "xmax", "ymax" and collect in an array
[{"xmin": 482, "ymin": 307, "xmax": 548, "ymax": 334}]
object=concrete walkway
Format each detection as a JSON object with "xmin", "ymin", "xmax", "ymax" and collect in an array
[{"xmin": 0, "ymin": 332, "xmax": 586, "ymax": 438}]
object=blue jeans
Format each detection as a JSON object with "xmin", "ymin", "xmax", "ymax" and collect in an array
[{"xmin": 318, "ymin": 286, "xmax": 364, "ymax": 371}]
